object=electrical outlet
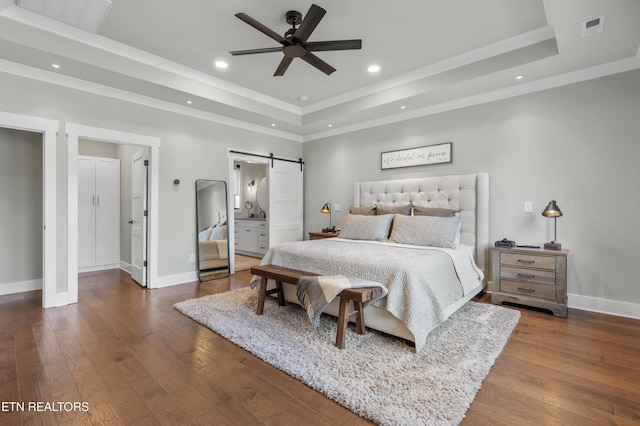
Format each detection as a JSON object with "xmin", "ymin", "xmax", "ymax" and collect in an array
[
  {"xmin": 189, "ymin": 253, "xmax": 196, "ymax": 263},
  {"xmin": 334, "ymin": 203, "xmax": 341, "ymax": 212},
  {"xmin": 524, "ymin": 201, "xmax": 533, "ymax": 213}
]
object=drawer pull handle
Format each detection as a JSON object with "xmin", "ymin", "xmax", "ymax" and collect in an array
[
  {"xmin": 517, "ymin": 273, "xmax": 536, "ymax": 279},
  {"xmin": 517, "ymin": 287, "xmax": 535, "ymax": 293},
  {"xmin": 517, "ymin": 259, "xmax": 535, "ymax": 264}
]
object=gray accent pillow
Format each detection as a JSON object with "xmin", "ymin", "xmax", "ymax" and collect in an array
[
  {"xmin": 339, "ymin": 214, "xmax": 394, "ymax": 241},
  {"xmin": 376, "ymin": 203, "xmax": 411, "ymax": 215},
  {"xmin": 413, "ymin": 206, "xmax": 459, "ymax": 217},
  {"xmin": 349, "ymin": 205, "xmax": 377, "ymax": 216},
  {"xmin": 389, "ymin": 214, "xmax": 460, "ymax": 248}
]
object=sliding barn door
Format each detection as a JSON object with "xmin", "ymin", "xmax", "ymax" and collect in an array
[{"xmin": 268, "ymin": 160, "xmax": 303, "ymax": 247}]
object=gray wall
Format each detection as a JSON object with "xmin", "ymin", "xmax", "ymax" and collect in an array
[
  {"xmin": 0, "ymin": 72, "xmax": 302, "ymax": 290},
  {"xmin": 0, "ymin": 127, "xmax": 42, "ymax": 284},
  {"xmin": 303, "ymin": 69, "xmax": 640, "ymax": 305}
]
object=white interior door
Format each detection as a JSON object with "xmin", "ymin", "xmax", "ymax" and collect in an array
[
  {"xmin": 268, "ymin": 160, "xmax": 303, "ymax": 247},
  {"xmin": 95, "ymin": 158, "xmax": 120, "ymax": 266},
  {"xmin": 78, "ymin": 156, "xmax": 95, "ymax": 268},
  {"xmin": 131, "ymin": 149, "xmax": 148, "ymax": 286}
]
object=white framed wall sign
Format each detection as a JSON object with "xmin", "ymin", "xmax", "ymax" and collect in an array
[{"xmin": 381, "ymin": 142, "xmax": 452, "ymax": 170}]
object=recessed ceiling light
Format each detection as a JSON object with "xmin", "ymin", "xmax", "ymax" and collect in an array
[
  {"xmin": 215, "ymin": 60, "xmax": 228, "ymax": 69},
  {"xmin": 271, "ymin": 123, "xmax": 276, "ymax": 127},
  {"xmin": 400, "ymin": 105, "xmax": 406, "ymax": 109},
  {"xmin": 51, "ymin": 63, "xmax": 60, "ymax": 69},
  {"xmin": 298, "ymin": 95, "xmax": 308, "ymax": 102},
  {"xmin": 368, "ymin": 65, "xmax": 380, "ymax": 73},
  {"xmin": 328, "ymin": 124, "xmax": 333, "ymax": 128},
  {"xmin": 516, "ymin": 75, "xmax": 524, "ymax": 80},
  {"xmin": 186, "ymin": 100, "xmax": 193, "ymax": 104}
]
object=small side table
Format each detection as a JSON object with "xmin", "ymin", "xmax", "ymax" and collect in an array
[
  {"xmin": 490, "ymin": 246, "xmax": 568, "ymax": 317},
  {"xmin": 309, "ymin": 231, "xmax": 339, "ymax": 240}
]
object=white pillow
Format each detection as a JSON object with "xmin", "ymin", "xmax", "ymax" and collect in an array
[
  {"xmin": 389, "ymin": 214, "xmax": 460, "ymax": 249},
  {"xmin": 339, "ymin": 214, "xmax": 394, "ymax": 241},
  {"xmin": 198, "ymin": 227, "xmax": 213, "ymax": 242},
  {"xmin": 209, "ymin": 224, "xmax": 227, "ymax": 240}
]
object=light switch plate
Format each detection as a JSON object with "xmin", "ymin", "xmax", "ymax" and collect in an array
[
  {"xmin": 524, "ymin": 201, "xmax": 533, "ymax": 213},
  {"xmin": 334, "ymin": 203, "xmax": 341, "ymax": 212}
]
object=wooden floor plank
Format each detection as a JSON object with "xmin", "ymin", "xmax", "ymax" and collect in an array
[{"xmin": 1, "ymin": 269, "xmax": 638, "ymax": 425}]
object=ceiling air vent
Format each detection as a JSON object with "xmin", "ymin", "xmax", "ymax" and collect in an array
[
  {"xmin": 581, "ymin": 14, "xmax": 605, "ymax": 38},
  {"xmin": 17, "ymin": 0, "xmax": 113, "ymax": 33}
]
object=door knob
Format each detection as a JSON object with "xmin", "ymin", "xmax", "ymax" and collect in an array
[{"xmin": 128, "ymin": 220, "xmax": 134, "ymax": 224}]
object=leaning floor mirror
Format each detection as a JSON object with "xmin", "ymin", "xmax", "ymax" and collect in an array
[{"xmin": 196, "ymin": 180, "xmax": 230, "ymax": 281}]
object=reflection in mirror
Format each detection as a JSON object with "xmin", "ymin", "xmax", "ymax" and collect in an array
[
  {"xmin": 196, "ymin": 180, "xmax": 229, "ymax": 281},
  {"xmin": 256, "ymin": 176, "xmax": 267, "ymax": 217}
]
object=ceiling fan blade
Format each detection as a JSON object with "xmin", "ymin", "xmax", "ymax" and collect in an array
[
  {"xmin": 301, "ymin": 51, "xmax": 336, "ymax": 75},
  {"xmin": 306, "ymin": 39, "xmax": 362, "ymax": 52},
  {"xmin": 274, "ymin": 56, "xmax": 294, "ymax": 76},
  {"xmin": 293, "ymin": 4, "xmax": 325, "ymax": 44},
  {"xmin": 235, "ymin": 12, "xmax": 286, "ymax": 44},
  {"xmin": 230, "ymin": 47, "xmax": 282, "ymax": 56}
]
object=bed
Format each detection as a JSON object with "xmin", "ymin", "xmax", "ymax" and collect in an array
[
  {"xmin": 198, "ymin": 224, "xmax": 229, "ymax": 279},
  {"xmin": 257, "ymin": 173, "xmax": 489, "ymax": 351}
]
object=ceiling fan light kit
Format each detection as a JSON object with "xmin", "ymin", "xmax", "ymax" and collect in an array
[{"xmin": 230, "ymin": 4, "xmax": 362, "ymax": 77}]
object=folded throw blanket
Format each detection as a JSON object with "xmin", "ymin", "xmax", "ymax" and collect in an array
[
  {"xmin": 297, "ymin": 275, "xmax": 388, "ymax": 326},
  {"xmin": 215, "ymin": 239, "xmax": 228, "ymax": 260}
]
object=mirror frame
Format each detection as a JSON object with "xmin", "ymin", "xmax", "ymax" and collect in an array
[{"xmin": 195, "ymin": 179, "xmax": 230, "ymax": 281}]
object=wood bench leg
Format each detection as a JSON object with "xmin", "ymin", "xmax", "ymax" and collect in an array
[
  {"xmin": 256, "ymin": 276, "xmax": 268, "ymax": 315},
  {"xmin": 354, "ymin": 300, "xmax": 365, "ymax": 335},
  {"xmin": 275, "ymin": 280, "xmax": 285, "ymax": 306},
  {"xmin": 336, "ymin": 296, "xmax": 349, "ymax": 349}
]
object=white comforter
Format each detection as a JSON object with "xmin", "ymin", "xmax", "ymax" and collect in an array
[{"xmin": 259, "ymin": 237, "xmax": 484, "ymax": 351}]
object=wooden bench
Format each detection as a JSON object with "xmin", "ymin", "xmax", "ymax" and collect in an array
[{"xmin": 250, "ymin": 264, "xmax": 383, "ymax": 349}]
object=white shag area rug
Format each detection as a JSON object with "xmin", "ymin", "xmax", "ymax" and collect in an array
[{"xmin": 174, "ymin": 287, "xmax": 520, "ymax": 425}]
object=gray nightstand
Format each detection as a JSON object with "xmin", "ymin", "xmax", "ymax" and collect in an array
[{"xmin": 490, "ymin": 246, "xmax": 568, "ymax": 317}]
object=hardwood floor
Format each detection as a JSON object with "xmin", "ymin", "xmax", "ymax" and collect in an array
[{"xmin": 1, "ymin": 269, "xmax": 638, "ymax": 425}]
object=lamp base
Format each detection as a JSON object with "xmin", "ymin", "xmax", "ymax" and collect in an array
[{"xmin": 544, "ymin": 242, "xmax": 562, "ymax": 251}]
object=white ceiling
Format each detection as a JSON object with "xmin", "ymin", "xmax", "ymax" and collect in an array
[{"xmin": 1, "ymin": 0, "xmax": 639, "ymax": 141}]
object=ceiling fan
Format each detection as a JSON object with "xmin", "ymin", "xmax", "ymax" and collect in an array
[{"xmin": 229, "ymin": 4, "xmax": 362, "ymax": 77}]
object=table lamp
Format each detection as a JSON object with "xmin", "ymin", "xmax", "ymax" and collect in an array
[
  {"xmin": 321, "ymin": 202, "xmax": 335, "ymax": 233},
  {"xmin": 542, "ymin": 200, "xmax": 563, "ymax": 250}
]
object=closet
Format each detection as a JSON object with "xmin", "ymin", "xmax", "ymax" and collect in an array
[{"xmin": 78, "ymin": 155, "xmax": 120, "ymax": 271}]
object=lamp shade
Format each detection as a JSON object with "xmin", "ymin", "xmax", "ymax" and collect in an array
[
  {"xmin": 541, "ymin": 200, "xmax": 563, "ymax": 218},
  {"xmin": 320, "ymin": 203, "xmax": 331, "ymax": 214}
]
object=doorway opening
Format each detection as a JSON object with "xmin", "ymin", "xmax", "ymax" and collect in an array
[
  {"xmin": 76, "ymin": 140, "xmax": 149, "ymax": 287},
  {"xmin": 0, "ymin": 112, "xmax": 57, "ymax": 308},
  {"xmin": 66, "ymin": 123, "xmax": 160, "ymax": 304}
]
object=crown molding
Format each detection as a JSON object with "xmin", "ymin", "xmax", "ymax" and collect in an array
[
  {"xmin": 302, "ymin": 55, "xmax": 640, "ymax": 142},
  {"xmin": 0, "ymin": 60, "xmax": 303, "ymax": 142}
]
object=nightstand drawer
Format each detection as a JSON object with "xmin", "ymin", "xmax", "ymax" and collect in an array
[
  {"xmin": 500, "ymin": 266, "xmax": 556, "ymax": 285},
  {"xmin": 500, "ymin": 253, "xmax": 556, "ymax": 270},
  {"xmin": 500, "ymin": 280, "xmax": 556, "ymax": 300}
]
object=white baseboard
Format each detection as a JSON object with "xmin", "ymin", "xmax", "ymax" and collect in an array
[
  {"xmin": 155, "ymin": 271, "xmax": 199, "ymax": 288},
  {"xmin": 0, "ymin": 279, "xmax": 42, "ymax": 296},
  {"xmin": 78, "ymin": 263, "xmax": 120, "ymax": 273},
  {"xmin": 568, "ymin": 293, "xmax": 640, "ymax": 320},
  {"xmin": 119, "ymin": 261, "xmax": 132, "ymax": 273}
]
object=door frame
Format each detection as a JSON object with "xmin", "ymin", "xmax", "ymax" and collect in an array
[
  {"xmin": 66, "ymin": 123, "xmax": 160, "ymax": 304},
  {"xmin": 228, "ymin": 150, "xmax": 270, "ymax": 274},
  {"xmin": 0, "ymin": 111, "xmax": 58, "ymax": 308}
]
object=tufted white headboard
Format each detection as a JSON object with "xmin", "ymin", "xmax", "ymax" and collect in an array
[{"xmin": 353, "ymin": 173, "xmax": 490, "ymax": 277}]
